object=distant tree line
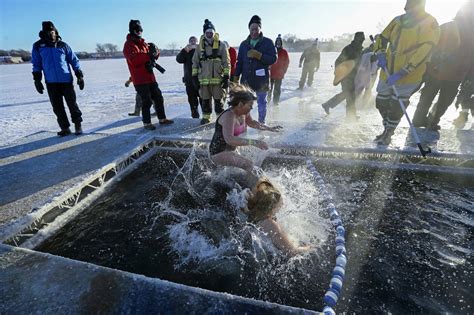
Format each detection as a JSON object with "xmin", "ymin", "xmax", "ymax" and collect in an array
[
  {"xmin": 0, "ymin": 49, "xmax": 32, "ymax": 61},
  {"xmin": 282, "ymin": 33, "xmax": 372, "ymax": 52},
  {"xmin": 0, "ymin": 32, "xmax": 375, "ymax": 63}
]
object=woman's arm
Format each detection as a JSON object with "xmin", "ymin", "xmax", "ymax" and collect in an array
[
  {"xmin": 246, "ymin": 114, "xmax": 283, "ymax": 132},
  {"xmin": 259, "ymin": 219, "xmax": 308, "ymax": 255}
]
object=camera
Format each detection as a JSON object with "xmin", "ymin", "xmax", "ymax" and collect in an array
[{"xmin": 145, "ymin": 42, "xmax": 166, "ymax": 74}]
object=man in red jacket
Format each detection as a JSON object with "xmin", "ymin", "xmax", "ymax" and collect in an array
[
  {"xmin": 269, "ymin": 34, "xmax": 289, "ymax": 105},
  {"xmin": 123, "ymin": 20, "xmax": 173, "ymax": 130}
]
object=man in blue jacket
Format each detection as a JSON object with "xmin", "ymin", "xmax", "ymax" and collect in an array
[
  {"xmin": 32, "ymin": 21, "xmax": 85, "ymax": 136},
  {"xmin": 234, "ymin": 15, "xmax": 277, "ymax": 124}
]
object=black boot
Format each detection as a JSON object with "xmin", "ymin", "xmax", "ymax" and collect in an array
[
  {"xmin": 57, "ymin": 128, "xmax": 72, "ymax": 137},
  {"xmin": 191, "ymin": 108, "xmax": 200, "ymax": 119},
  {"xmin": 374, "ymin": 128, "xmax": 386, "ymax": 142},
  {"xmin": 74, "ymin": 123, "xmax": 83, "ymax": 135},
  {"xmin": 377, "ymin": 128, "xmax": 395, "ymax": 145}
]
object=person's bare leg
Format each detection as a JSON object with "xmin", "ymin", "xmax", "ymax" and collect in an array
[{"xmin": 211, "ymin": 151, "xmax": 254, "ymax": 173}]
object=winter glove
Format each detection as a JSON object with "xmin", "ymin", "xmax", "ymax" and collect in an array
[
  {"xmin": 370, "ymin": 54, "xmax": 378, "ymax": 63},
  {"xmin": 32, "ymin": 71, "xmax": 44, "ymax": 94},
  {"xmin": 148, "ymin": 42, "xmax": 160, "ymax": 58},
  {"xmin": 75, "ymin": 70, "xmax": 84, "ymax": 90},
  {"xmin": 221, "ymin": 75, "xmax": 229, "ymax": 89},
  {"xmin": 299, "ymin": 63, "xmax": 302, "ymax": 68},
  {"xmin": 386, "ymin": 68, "xmax": 409, "ymax": 86},
  {"xmin": 192, "ymin": 76, "xmax": 200, "ymax": 91},
  {"xmin": 231, "ymin": 76, "xmax": 239, "ymax": 83},
  {"xmin": 247, "ymin": 49, "xmax": 262, "ymax": 60},
  {"xmin": 377, "ymin": 52, "xmax": 387, "ymax": 68}
]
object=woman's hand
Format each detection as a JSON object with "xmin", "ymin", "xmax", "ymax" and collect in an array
[
  {"xmin": 252, "ymin": 139, "xmax": 269, "ymax": 150},
  {"xmin": 268, "ymin": 125, "xmax": 283, "ymax": 132}
]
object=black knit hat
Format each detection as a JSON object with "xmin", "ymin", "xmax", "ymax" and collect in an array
[
  {"xmin": 248, "ymin": 15, "xmax": 262, "ymax": 28},
  {"xmin": 42, "ymin": 21, "xmax": 57, "ymax": 32},
  {"xmin": 203, "ymin": 19, "xmax": 215, "ymax": 33},
  {"xmin": 129, "ymin": 20, "xmax": 143, "ymax": 34},
  {"xmin": 354, "ymin": 32, "xmax": 365, "ymax": 42}
]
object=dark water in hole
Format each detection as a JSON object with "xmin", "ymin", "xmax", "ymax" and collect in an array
[{"xmin": 38, "ymin": 152, "xmax": 474, "ymax": 313}]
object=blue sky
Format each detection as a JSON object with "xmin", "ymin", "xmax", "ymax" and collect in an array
[{"xmin": 0, "ymin": 0, "xmax": 466, "ymax": 52}]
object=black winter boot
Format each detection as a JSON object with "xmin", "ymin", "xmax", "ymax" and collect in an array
[
  {"xmin": 74, "ymin": 123, "xmax": 83, "ymax": 135},
  {"xmin": 377, "ymin": 128, "xmax": 395, "ymax": 146},
  {"xmin": 191, "ymin": 108, "xmax": 200, "ymax": 119},
  {"xmin": 57, "ymin": 128, "xmax": 72, "ymax": 137}
]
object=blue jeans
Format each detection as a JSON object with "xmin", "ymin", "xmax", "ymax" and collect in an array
[{"xmin": 257, "ymin": 91, "xmax": 267, "ymax": 123}]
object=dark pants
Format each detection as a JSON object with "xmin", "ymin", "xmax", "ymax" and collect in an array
[
  {"xmin": 341, "ymin": 79, "xmax": 357, "ymax": 117},
  {"xmin": 135, "ymin": 82, "xmax": 166, "ymax": 123},
  {"xmin": 46, "ymin": 82, "xmax": 82, "ymax": 130},
  {"xmin": 201, "ymin": 99, "xmax": 223, "ymax": 115},
  {"xmin": 299, "ymin": 65, "xmax": 316, "ymax": 88},
  {"xmin": 412, "ymin": 74, "xmax": 461, "ymax": 127},
  {"xmin": 270, "ymin": 79, "xmax": 283, "ymax": 104},
  {"xmin": 185, "ymin": 83, "xmax": 203, "ymax": 115}
]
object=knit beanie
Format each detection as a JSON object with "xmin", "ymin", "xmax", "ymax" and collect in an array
[
  {"xmin": 203, "ymin": 19, "xmax": 215, "ymax": 33},
  {"xmin": 248, "ymin": 15, "xmax": 262, "ymax": 28},
  {"xmin": 129, "ymin": 20, "xmax": 143, "ymax": 34},
  {"xmin": 42, "ymin": 21, "xmax": 57, "ymax": 33}
]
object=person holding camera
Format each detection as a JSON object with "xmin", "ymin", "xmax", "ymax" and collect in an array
[
  {"xmin": 192, "ymin": 19, "xmax": 230, "ymax": 125},
  {"xmin": 31, "ymin": 21, "xmax": 85, "ymax": 136},
  {"xmin": 123, "ymin": 20, "xmax": 173, "ymax": 130},
  {"xmin": 176, "ymin": 36, "xmax": 202, "ymax": 119}
]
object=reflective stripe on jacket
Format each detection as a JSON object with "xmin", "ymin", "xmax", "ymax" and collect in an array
[{"xmin": 191, "ymin": 33, "xmax": 230, "ymax": 86}]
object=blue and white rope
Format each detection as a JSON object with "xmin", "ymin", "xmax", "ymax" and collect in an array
[{"xmin": 306, "ymin": 160, "xmax": 347, "ymax": 315}]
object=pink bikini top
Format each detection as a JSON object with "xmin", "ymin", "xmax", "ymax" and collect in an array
[{"xmin": 234, "ymin": 117, "xmax": 247, "ymax": 136}]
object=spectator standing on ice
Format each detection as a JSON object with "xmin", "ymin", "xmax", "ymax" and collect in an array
[
  {"xmin": 298, "ymin": 38, "xmax": 320, "ymax": 90},
  {"xmin": 373, "ymin": 0, "xmax": 439, "ymax": 145},
  {"xmin": 234, "ymin": 15, "xmax": 277, "ymax": 124},
  {"xmin": 411, "ymin": 2, "xmax": 474, "ymax": 130},
  {"xmin": 269, "ymin": 34, "xmax": 290, "ymax": 105},
  {"xmin": 123, "ymin": 20, "xmax": 173, "ymax": 130},
  {"xmin": 192, "ymin": 19, "xmax": 230, "ymax": 125},
  {"xmin": 177, "ymin": 36, "xmax": 202, "ymax": 119},
  {"xmin": 32, "ymin": 21, "xmax": 84, "ymax": 136},
  {"xmin": 225, "ymin": 41, "xmax": 238, "ymax": 78},
  {"xmin": 321, "ymin": 32, "xmax": 366, "ymax": 121}
]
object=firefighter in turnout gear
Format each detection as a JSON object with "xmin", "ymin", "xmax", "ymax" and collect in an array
[
  {"xmin": 373, "ymin": 0, "xmax": 440, "ymax": 145},
  {"xmin": 192, "ymin": 19, "xmax": 230, "ymax": 125}
]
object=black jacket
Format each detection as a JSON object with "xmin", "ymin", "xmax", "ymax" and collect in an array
[
  {"xmin": 335, "ymin": 40, "xmax": 364, "ymax": 80},
  {"xmin": 176, "ymin": 47, "xmax": 196, "ymax": 85}
]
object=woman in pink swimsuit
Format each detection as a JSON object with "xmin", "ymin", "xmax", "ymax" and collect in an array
[{"xmin": 210, "ymin": 83, "xmax": 282, "ymax": 172}]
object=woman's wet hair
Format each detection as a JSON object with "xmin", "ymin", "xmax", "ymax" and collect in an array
[
  {"xmin": 247, "ymin": 178, "xmax": 282, "ymax": 223},
  {"xmin": 227, "ymin": 83, "xmax": 257, "ymax": 108}
]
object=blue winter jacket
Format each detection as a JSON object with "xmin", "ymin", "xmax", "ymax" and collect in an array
[
  {"xmin": 235, "ymin": 33, "xmax": 277, "ymax": 92},
  {"xmin": 32, "ymin": 35, "xmax": 81, "ymax": 83}
]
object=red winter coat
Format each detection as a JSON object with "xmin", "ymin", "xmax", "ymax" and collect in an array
[
  {"xmin": 270, "ymin": 48, "xmax": 289, "ymax": 80},
  {"xmin": 229, "ymin": 47, "xmax": 237, "ymax": 76},
  {"xmin": 123, "ymin": 34, "xmax": 158, "ymax": 85}
]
